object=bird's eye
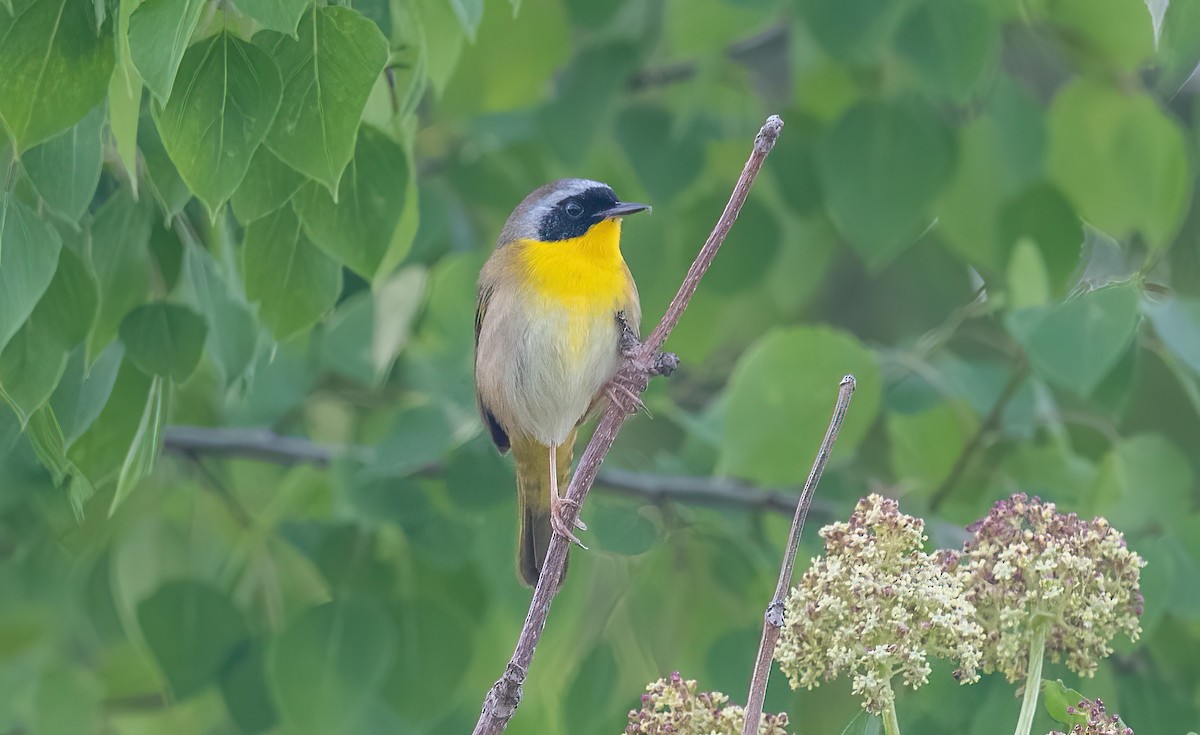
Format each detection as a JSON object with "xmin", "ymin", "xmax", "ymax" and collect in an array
[{"xmin": 565, "ymin": 201, "xmax": 584, "ymax": 218}]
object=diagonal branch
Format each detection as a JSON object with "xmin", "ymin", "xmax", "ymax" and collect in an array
[
  {"xmin": 741, "ymin": 375, "xmax": 856, "ymax": 735},
  {"xmin": 471, "ymin": 115, "xmax": 784, "ymax": 735}
]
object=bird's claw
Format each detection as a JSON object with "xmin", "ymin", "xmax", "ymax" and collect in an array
[
  {"xmin": 551, "ymin": 496, "xmax": 587, "ymax": 548},
  {"xmin": 606, "ymin": 379, "xmax": 647, "ymax": 416}
]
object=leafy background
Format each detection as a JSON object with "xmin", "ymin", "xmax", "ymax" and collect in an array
[{"xmin": 0, "ymin": 0, "xmax": 1198, "ymax": 733}]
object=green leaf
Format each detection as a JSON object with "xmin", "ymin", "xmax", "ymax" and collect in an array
[
  {"xmin": 818, "ymin": 99, "xmax": 955, "ymax": 266},
  {"xmin": 31, "ymin": 665, "xmax": 102, "ymax": 735},
  {"xmin": 615, "ymin": 103, "xmax": 706, "ymax": 202},
  {"xmin": 180, "ymin": 240, "xmax": 259, "ymax": 385},
  {"xmin": 109, "ymin": 373, "xmax": 164, "ymax": 513},
  {"xmin": 127, "ymin": 0, "xmax": 207, "ymax": 103},
  {"xmin": 896, "ymin": 0, "xmax": 998, "ymax": 101},
  {"xmin": 886, "ymin": 400, "xmax": 979, "ymax": 495},
  {"xmin": 0, "ymin": 0, "xmax": 114, "ymax": 150},
  {"xmin": 1007, "ymin": 238, "xmax": 1050, "ymax": 310},
  {"xmin": 1041, "ymin": 679, "xmax": 1090, "ymax": 726},
  {"xmin": 999, "ymin": 183, "xmax": 1082, "ymax": 294},
  {"xmin": 107, "ymin": 0, "xmax": 141, "ymax": 198},
  {"xmin": 450, "ymin": 0, "xmax": 483, "ymax": 40},
  {"xmin": 384, "ymin": 596, "xmax": 472, "ymax": 721},
  {"xmin": 720, "ymin": 326, "xmax": 882, "ymax": 485},
  {"xmin": 235, "ymin": 0, "xmax": 309, "ymax": 35},
  {"xmin": 119, "ymin": 302, "xmax": 208, "ymax": 382},
  {"xmin": 1145, "ymin": 0, "xmax": 1167, "ymax": 46},
  {"xmin": 0, "ymin": 193, "xmax": 62, "ymax": 355},
  {"xmin": 937, "ymin": 77, "xmax": 1047, "ymax": 271},
  {"xmin": 25, "ymin": 405, "xmax": 71, "ymax": 486},
  {"xmin": 1146, "ymin": 297, "xmax": 1200, "ymax": 375},
  {"xmin": 138, "ymin": 580, "xmax": 249, "ymax": 700},
  {"xmin": 87, "ymin": 189, "xmax": 154, "ymax": 362},
  {"xmin": 1006, "ymin": 284, "xmax": 1140, "ymax": 395},
  {"xmin": 415, "ymin": 0, "xmax": 466, "ymax": 95},
  {"xmin": 543, "ymin": 43, "xmax": 641, "ymax": 164},
  {"xmin": 267, "ymin": 598, "xmax": 395, "ymax": 734},
  {"xmin": 67, "ymin": 357, "xmax": 152, "ymax": 486},
  {"xmin": 370, "ymin": 266, "xmax": 426, "ymax": 383},
  {"xmin": 20, "ymin": 103, "xmax": 104, "ymax": 222},
  {"xmin": 318, "ymin": 291, "xmax": 375, "ymax": 384},
  {"xmin": 589, "ymin": 495, "xmax": 660, "ymax": 556},
  {"xmin": 51, "ymin": 344, "xmax": 122, "ymax": 446},
  {"xmin": 373, "ymin": 403, "xmax": 456, "ymax": 476},
  {"xmin": 138, "ymin": 112, "xmax": 192, "ymax": 217},
  {"xmin": 255, "ymin": 7, "xmax": 388, "ymax": 193},
  {"xmin": 152, "ymin": 32, "xmax": 283, "ymax": 216},
  {"xmin": 444, "ymin": 435, "xmax": 509, "ymax": 510},
  {"xmin": 0, "ymin": 248, "xmax": 97, "ymax": 423},
  {"xmin": 564, "ymin": 644, "xmax": 621, "ymax": 735},
  {"xmin": 1157, "ymin": 0, "xmax": 1200, "ymax": 92},
  {"xmin": 220, "ymin": 641, "xmax": 279, "ymax": 735},
  {"xmin": 797, "ymin": 0, "xmax": 915, "ymax": 61},
  {"xmin": 293, "ymin": 125, "xmax": 413, "ymax": 279},
  {"xmin": 1095, "ymin": 434, "xmax": 1193, "ymax": 535},
  {"xmin": 1047, "ymin": 0, "xmax": 1155, "ymax": 71},
  {"xmin": 230, "ymin": 145, "xmax": 306, "ymax": 223},
  {"xmin": 1048, "ymin": 79, "xmax": 1190, "ymax": 249},
  {"xmin": 242, "ymin": 205, "xmax": 342, "ymax": 340}
]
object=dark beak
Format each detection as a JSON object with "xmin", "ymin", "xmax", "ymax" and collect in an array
[{"xmin": 596, "ymin": 202, "xmax": 651, "ymax": 219}]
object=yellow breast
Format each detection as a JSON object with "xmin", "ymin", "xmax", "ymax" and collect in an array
[
  {"xmin": 517, "ymin": 218, "xmax": 632, "ymax": 315},
  {"xmin": 516, "ymin": 218, "xmax": 633, "ymax": 355}
]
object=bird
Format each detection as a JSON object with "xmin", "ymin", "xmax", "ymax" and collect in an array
[{"xmin": 474, "ymin": 178, "xmax": 652, "ymax": 587}]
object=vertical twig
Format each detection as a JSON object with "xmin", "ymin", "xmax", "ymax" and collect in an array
[
  {"xmin": 472, "ymin": 115, "xmax": 785, "ymax": 735},
  {"xmin": 741, "ymin": 375, "xmax": 856, "ymax": 735}
]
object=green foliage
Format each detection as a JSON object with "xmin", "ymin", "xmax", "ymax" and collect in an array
[{"xmin": 0, "ymin": 0, "xmax": 1198, "ymax": 733}]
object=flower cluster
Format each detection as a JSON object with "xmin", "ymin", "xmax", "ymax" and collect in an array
[
  {"xmin": 952, "ymin": 494, "xmax": 1145, "ymax": 681},
  {"xmin": 1048, "ymin": 696, "xmax": 1134, "ymax": 735},
  {"xmin": 774, "ymin": 494, "xmax": 983, "ymax": 714},
  {"xmin": 624, "ymin": 673, "xmax": 790, "ymax": 735}
]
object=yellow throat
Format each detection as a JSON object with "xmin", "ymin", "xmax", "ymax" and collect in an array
[{"xmin": 518, "ymin": 218, "xmax": 630, "ymax": 313}]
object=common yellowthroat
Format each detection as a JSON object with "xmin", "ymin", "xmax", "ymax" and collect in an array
[{"xmin": 474, "ymin": 179, "xmax": 651, "ymax": 586}]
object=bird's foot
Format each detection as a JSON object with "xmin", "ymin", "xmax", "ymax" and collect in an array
[
  {"xmin": 609, "ymin": 312, "xmax": 679, "ymax": 415},
  {"xmin": 550, "ymin": 494, "xmax": 587, "ymax": 549},
  {"xmin": 607, "ymin": 377, "xmax": 648, "ymax": 416}
]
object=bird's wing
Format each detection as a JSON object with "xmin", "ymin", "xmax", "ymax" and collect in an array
[{"xmin": 474, "ymin": 284, "xmax": 511, "ymax": 453}]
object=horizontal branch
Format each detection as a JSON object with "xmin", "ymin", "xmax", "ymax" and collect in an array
[{"xmin": 161, "ymin": 425, "xmax": 839, "ymax": 519}]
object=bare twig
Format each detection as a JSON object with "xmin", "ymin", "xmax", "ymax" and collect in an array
[
  {"xmin": 472, "ymin": 115, "xmax": 784, "ymax": 735},
  {"xmin": 928, "ymin": 361, "xmax": 1028, "ymax": 512},
  {"xmin": 741, "ymin": 375, "xmax": 856, "ymax": 735}
]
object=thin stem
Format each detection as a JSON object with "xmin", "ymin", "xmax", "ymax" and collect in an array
[
  {"xmin": 929, "ymin": 361, "xmax": 1029, "ymax": 512},
  {"xmin": 471, "ymin": 115, "xmax": 784, "ymax": 735},
  {"xmin": 741, "ymin": 375, "xmax": 856, "ymax": 735},
  {"xmin": 1014, "ymin": 622, "xmax": 1048, "ymax": 735},
  {"xmin": 881, "ymin": 696, "xmax": 901, "ymax": 735}
]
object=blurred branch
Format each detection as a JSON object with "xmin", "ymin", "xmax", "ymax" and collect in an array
[
  {"xmin": 472, "ymin": 115, "xmax": 784, "ymax": 735},
  {"xmin": 161, "ymin": 425, "xmax": 847, "ymax": 517},
  {"xmin": 928, "ymin": 361, "xmax": 1029, "ymax": 513},
  {"xmin": 163, "ymin": 425, "xmax": 358, "ymax": 466},
  {"xmin": 741, "ymin": 375, "xmax": 855, "ymax": 735},
  {"xmin": 628, "ymin": 24, "xmax": 788, "ymax": 91}
]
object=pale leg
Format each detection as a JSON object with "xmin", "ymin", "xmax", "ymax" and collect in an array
[{"xmin": 547, "ymin": 443, "xmax": 587, "ymax": 548}]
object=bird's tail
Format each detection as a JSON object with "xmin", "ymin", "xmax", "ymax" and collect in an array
[{"xmin": 513, "ymin": 432, "xmax": 575, "ymax": 587}]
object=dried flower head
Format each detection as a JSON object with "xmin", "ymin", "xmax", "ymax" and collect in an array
[
  {"xmin": 955, "ymin": 494, "xmax": 1145, "ymax": 681},
  {"xmin": 1047, "ymin": 696, "xmax": 1134, "ymax": 734},
  {"xmin": 774, "ymin": 494, "xmax": 983, "ymax": 714},
  {"xmin": 625, "ymin": 673, "xmax": 790, "ymax": 735}
]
